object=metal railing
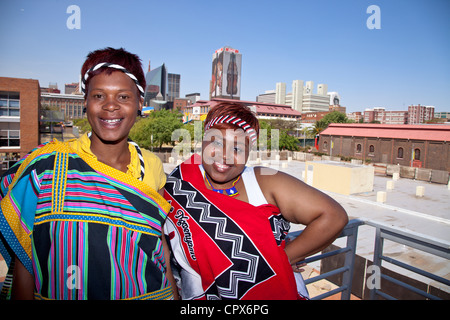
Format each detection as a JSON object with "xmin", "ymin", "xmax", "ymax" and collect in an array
[
  {"xmin": 288, "ymin": 219, "xmax": 450, "ymax": 300},
  {"xmin": 366, "ymin": 220, "xmax": 450, "ymax": 300},
  {"xmin": 288, "ymin": 219, "xmax": 364, "ymax": 300}
]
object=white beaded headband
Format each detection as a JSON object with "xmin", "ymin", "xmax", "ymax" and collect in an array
[
  {"xmin": 204, "ymin": 115, "xmax": 258, "ymax": 144},
  {"xmin": 81, "ymin": 62, "xmax": 145, "ymax": 98}
]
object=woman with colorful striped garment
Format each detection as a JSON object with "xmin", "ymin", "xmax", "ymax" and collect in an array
[{"xmin": 0, "ymin": 47, "xmax": 177, "ymax": 300}]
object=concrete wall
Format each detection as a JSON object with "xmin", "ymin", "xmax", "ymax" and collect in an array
[
  {"xmin": 384, "ymin": 164, "xmax": 449, "ymax": 184},
  {"xmin": 305, "ymin": 161, "xmax": 374, "ymax": 195}
]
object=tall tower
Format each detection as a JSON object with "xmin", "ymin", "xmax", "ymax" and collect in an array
[
  {"xmin": 304, "ymin": 81, "xmax": 314, "ymax": 95},
  {"xmin": 275, "ymin": 82, "xmax": 286, "ymax": 105},
  {"xmin": 144, "ymin": 63, "xmax": 167, "ymax": 106},
  {"xmin": 167, "ymin": 73, "xmax": 180, "ymax": 102},
  {"xmin": 291, "ymin": 80, "xmax": 304, "ymax": 112},
  {"xmin": 317, "ymin": 84, "xmax": 328, "ymax": 95},
  {"xmin": 210, "ymin": 46, "xmax": 242, "ymax": 100}
]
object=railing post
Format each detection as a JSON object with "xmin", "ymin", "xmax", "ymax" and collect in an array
[
  {"xmin": 341, "ymin": 221, "xmax": 359, "ymax": 300},
  {"xmin": 369, "ymin": 225, "xmax": 383, "ymax": 300}
]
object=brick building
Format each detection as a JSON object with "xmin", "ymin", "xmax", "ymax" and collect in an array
[
  {"xmin": 301, "ymin": 111, "xmax": 330, "ymax": 123},
  {"xmin": 40, "ymin": 92, "xmax": 84, "ymax": 120},
  {"xmin": 0, "ymin": 77, "xmax": 41, "ymax": 170},
  {"xmin": 408, "ymin": 104, "xmax": 435, "ymax": 124},
  {"xmin": 318, "ymin": 123, "xmax": 450, "ymax": 171}
]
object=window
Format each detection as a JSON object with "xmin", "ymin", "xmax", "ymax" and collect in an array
[
  {"xmin": 0, "ymin": 91, "xmax": 20, "ymax": 117},
  {"xmin": 397, "ymin": 147, "xmax": 404, "ymax": 159},
  {"xmin": 356, "ymin": 144, "xmax": 362, "ymax": 153},
  {"xmin": 414, "ymin": 148, "xmax": 421, "ymax": 160},
  {"xmin": 323, "ymin": 141, "xmax": 328, "ymax": 150},
  {"xmin": 0, "ymin": 122, "xmax": 20, "ymax": 147},
  {"xmin": 369, "ymin": 145, "xmax": 375, "ymax": 153}
]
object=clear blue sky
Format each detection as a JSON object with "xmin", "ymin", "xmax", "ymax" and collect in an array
[{"xmin": 1, "ymin": 0, "xmax": 449, "ymax": 112}]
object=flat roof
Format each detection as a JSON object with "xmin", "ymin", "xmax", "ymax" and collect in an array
[{"xmin": 190, "ymin": 98, "xmax": 302, "ymax": 116}]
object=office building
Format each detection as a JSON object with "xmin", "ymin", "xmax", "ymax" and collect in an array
[
  {"xmin": 0, "ymin": 77, "xmax": 41, "ymax": 170},
  {"xmin": 364, "ymin": 107, "xmax": 408, "ymax": 124},
  {"xmin": 65, "ymin": 82, "xmax": 80, "ymax": 94},
  {"xmin": 167, "ymin": 73, "xmax": 180, "ymax": 102},
  {"xmin": 275, "ymin": 82, "xmax": 286, "ymax": 105},
  {"xmin": 40, "ymin": 92, "xmax": 84, "ymax": 120},
  {"xmin": 301, "ymin": 94, "xmax": 330, "ymax": 113},
  {"xmin": 347, "ymin": 112, "xmax": 363, "ymax": 123},
  {"xmin": 434, "ymin": 112, "xmax": 450, "ymax": 121},
  {"xmin": 291, "ymin": 80, "xmax": 304, "ymax": 112},
  {"xmin": 144, "ymin": 62, "xmax": 167, "ymax": 106},
  {"xmin": 266, "ymin": 80, "xmax": 332, "ymax": 113},
  {"xmin": 256, "ymin": 90, "xmax": 276, "ymax": 104},
  {"xmin": 408, "ymin": 104, "xmax": 435, "ymax": 124},
  {"xmin": 185, "ymin": 93, "xmax": 201, "ymax": 104},
  {"xmin": 40, "ymin": 83, "xmax": 60, "ymax": 93}
]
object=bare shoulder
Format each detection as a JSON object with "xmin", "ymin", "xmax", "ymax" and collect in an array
[
  {"xmin": 253, "ymin": 166, "xmax": 306, "ymax": 187},
  {"xmin": 253, "ymin": 166, "xmax": 310, "ymax": 204},
  {"xmin": 252, "ymin": 166, "xmax": 345, "ymax": 224}
]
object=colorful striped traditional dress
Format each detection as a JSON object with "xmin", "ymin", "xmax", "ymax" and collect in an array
[{"xmin": 0, "ymin": 134, "xmax": 172, "ymax": 300}]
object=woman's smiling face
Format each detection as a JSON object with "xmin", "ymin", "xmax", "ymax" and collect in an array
[
  {"xmin": 202, "ymin": 128, "xmax": 250, "ymax": 187},
  {"xmin": 85, "ymin": 70, "xmax": 142, "ymax": 144}
]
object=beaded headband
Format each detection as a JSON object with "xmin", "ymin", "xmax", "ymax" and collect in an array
[
  {"xmin": 81, "ymin": 62, "xmax": 145, "ymax": 98},
  {"xmin": 204, "ymin": 115, "xmax": 258, "ymax": 144}
]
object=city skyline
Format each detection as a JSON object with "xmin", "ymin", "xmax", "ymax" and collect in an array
[{"xmin": 0, "ymin": 0, "xmax": 449, "ymax": 113}]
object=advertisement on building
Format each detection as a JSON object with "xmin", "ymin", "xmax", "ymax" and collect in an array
[{"xmin": 211, "ymin": 47, "xmax": 241, "ymax": 99}]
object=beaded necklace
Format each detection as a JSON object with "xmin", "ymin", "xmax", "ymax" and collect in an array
[{"xmin": 204, "ymin": 173, "xmax": 241, "ymax": 197}]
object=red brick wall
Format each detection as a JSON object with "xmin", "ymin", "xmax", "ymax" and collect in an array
[
  {"xmin": 0, "ymin": 77, "xmax": 41, "ymax": 157},
  {"xmin": 320, "ymin": 134, "xmax": 450, "ymax": 171}
]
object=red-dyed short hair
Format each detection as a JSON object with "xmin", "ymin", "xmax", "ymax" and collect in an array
[
  {"xmin": 204, "ymin": 102, "xmax": 260, "ymax": 137},
  {"xmin": 80, "ymin": 47, "xmax": 146, "ymax": 98}
]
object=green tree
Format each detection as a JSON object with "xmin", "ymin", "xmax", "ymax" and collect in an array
[
  {"xmin": 73, "ymin": 118, "xmax": 91, "ymax": 134},
  {"xmin": 258, "ymin": 120, "xmax": 299, "ymax": 151},
  {"xmin": 279, "ymin": 131, "xmax": 300, "ymax": 151},
  {"xmin": 129, "ymin": 110, "xmax": 183, "ymax": 151},
  {"xmin": 321, "ymin": 111, "xmax": 349, "ymax": 126},
  {"xmin": 310, "ymin": 119, "xmax": 328, "ymax": 136},
  {"xmin": 310, "ymin": 111, "xmax": 350, "ymax": 136}
]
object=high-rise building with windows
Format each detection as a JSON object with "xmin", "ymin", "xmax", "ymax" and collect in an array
[
  {"xmin": 167, "ymin": 73, "xmax": 180, "ymax": 102},
  {"xmin": 292, "ymin": 80, "xmax": 304, "ymax": 112},
  {"xmin": 275, "ymin": 82, "xmax": 286, "ymax": 105},
  {"xmin": 408, "ymin": 104, "xmax": 435, "ymax": 124},
  {"xmin": 271, "ymin": 80, "xmax": 330, "ymax": 112},
  {"xmin": 144, "ymin": 62, "xmax": 167, "ymax": 106}
]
